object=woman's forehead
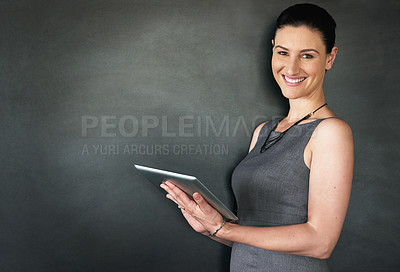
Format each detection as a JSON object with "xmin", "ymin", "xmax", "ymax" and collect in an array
[{"xmin": 274, "ymin": 26, "xmax": 325, "ymax": 50}]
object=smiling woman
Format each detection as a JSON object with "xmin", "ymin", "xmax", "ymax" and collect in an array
[{"xmin": 161, "ymin": 3, "xmax": 353, "ymax": 272}]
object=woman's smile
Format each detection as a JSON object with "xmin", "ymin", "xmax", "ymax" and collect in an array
[{"xmin": 282, "ymin": 75, "xmax": 307, "ymax": 86}]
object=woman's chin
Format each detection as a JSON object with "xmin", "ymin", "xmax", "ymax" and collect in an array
[{"xmin": 280, "ymin": 89, "xmax": 301, "ymax": 100}]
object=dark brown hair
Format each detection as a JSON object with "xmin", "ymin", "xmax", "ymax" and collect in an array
[{"xmin": 274, "ymin": 3, "xmax": 336, "ymax": 53}]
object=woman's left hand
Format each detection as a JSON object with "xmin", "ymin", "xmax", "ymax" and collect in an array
[{"xmin": 160, "ymin": 180, "xmax": 224, "ymax": 234}]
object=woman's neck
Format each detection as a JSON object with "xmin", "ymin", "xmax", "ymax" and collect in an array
[{"xmin": 286, "ymin": 94, "xmax": 326, "ymax": 122}]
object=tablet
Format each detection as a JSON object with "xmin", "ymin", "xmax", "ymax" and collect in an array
[{"xmin": 134, "ymin": 164, "xmax": 238, "ymax": 221}]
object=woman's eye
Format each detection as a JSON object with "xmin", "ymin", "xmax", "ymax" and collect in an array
[
  {"xmin": 302, "ymin": 54, "xmax": 313, "ymax": 59},
  {"xmin": 277, "ymin": 51, "xmax": 288, "ymax": 56}
]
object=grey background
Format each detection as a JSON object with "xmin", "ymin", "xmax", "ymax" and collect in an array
[{"xmin": 1, "ymin": 0, "xmax": 399, "ymax": 271}]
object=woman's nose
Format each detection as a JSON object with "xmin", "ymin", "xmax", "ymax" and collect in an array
[{"xmin": 287, "ymin": 57, "xmax": 300, "ymax": 75}]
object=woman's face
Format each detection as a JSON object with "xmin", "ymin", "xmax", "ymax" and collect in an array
[{"xmin": 271, "ymin": 25, "xmax": 337, "ymax": 100}]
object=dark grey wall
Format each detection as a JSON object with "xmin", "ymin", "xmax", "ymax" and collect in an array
[{"xmin": 1, "ymin": 0, "xmax": 399, "ymax": 271}]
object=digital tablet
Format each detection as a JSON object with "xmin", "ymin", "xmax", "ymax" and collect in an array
[{"xmin": 134, "ymin": 164, "xmax": 238, "ymax": 221}]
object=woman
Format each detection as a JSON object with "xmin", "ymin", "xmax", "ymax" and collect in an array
[{"xmin": 161, "ymin": 3, "xmax": 353, "ymax": 271}]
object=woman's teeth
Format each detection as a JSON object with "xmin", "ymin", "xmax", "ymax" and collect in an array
[{"xmin": 284, "ymin": 76, "xmax": 306, "ymax": 83}]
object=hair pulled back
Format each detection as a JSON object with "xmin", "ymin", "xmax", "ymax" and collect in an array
[{"xmin": 274, "ymin": 3, "xmax": 336, "ymax": 53}]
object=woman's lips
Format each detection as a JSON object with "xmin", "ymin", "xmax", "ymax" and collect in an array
[{"xmin": 282, "ymin": 75, "xmax": 307, "ymax": 86}]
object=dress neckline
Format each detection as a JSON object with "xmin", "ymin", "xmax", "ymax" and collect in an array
[{"xmin": 272, "ymin": 117, "xmax": 330, "ymax": 133}]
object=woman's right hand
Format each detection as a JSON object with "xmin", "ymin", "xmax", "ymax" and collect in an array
[
  {"xmin": 161, "ymin": 180, "xmax": 224, "ymax": 236},
  {"xmin": 180, "ymin": 207, "xmax": 210, "ymax": 236}
]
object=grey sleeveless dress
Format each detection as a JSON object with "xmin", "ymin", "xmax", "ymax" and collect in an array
[{"xmin": 230, "ymin": 118, "xmax": 330, "ymax": 272}]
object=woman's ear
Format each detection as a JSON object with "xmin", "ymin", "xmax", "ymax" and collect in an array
[{"xmin": 325, "ymin": 46, "xmax": 338, "ymax": 70}]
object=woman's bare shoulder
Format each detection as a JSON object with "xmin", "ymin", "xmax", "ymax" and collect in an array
[
  {"xmin": 248, "ymin": 121, "xmax": 269, "ymax": 152},
  {"xmin": 254, "ymin": 121, "xmax": 269, "ymax": 135},
  {"xmin": 316, "ymin": 117, "xmax": 352, "ymax": 136},
  {"xmin": 312, "ymin": 117, "xmax": 353, "ymax": 147}
]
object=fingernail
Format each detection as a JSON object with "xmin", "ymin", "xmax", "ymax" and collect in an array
[{"xmin": 194, "ymin": 193, "xmax": 201, "ymax": 200}]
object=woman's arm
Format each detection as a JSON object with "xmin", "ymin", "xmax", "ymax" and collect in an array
[{"xmin": 162, "ymin": 118, "xmax": 353, "ymax": 259}]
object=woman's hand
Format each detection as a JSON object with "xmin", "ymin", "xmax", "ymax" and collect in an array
[
  {"xmin": 180, "ymin": 208, "xmax": 209, "ymax": 235},
  {"xmin": 160, "ymin": 180, "xmax": 224, "ymax": 235}
]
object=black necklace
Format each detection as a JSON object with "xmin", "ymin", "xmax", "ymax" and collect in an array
[{"xmin": 260, "ymin": 103, "xmax": 327, "ymax": 153}]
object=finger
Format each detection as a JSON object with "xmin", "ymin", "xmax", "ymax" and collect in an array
[
  {"xmin": 163, "ymin": 181, "xmax": 196, "ymax": 210},
  {"xmin": 161, "ymin": 183, "xmax": 182, "ymax": 203},
  {"xmin": 166, "ymin": 194, "xmax": 190, "ymax": 212},
  {"xmin": 161, "ymin": 182, "xmax": 191, "ymax": 210},
  {"xmin": 193, "ymin": 192, "xmax": 213, "ymax": 214},
  {"xmin": 160, "ymin": 182, "xmax": 173, "ymax": 194},
  {"xmin": 161, "ymin": 183, "xmax": 192, "ymax": 212},
  {"xmin": 166, "ymin": 194, "xmax": 178, "ymax": 205}
]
